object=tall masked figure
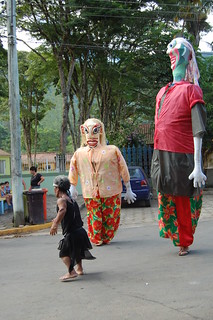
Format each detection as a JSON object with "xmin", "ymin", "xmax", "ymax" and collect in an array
[
  {"xmin": 69, "ymin": 118, "xmax": 136, "ymax": 246},
  {"xmin": 151, "ymin": 37, "xmax": 207, "ymax": 256}
]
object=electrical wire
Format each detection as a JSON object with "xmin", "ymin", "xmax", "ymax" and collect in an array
[
  {"xmin": 1, "ymin": 0, "xmax": 211, "ymax": 49},
  {"xmin": 0, "ymin": 0, "xmax": 211, "ymax": 14}
]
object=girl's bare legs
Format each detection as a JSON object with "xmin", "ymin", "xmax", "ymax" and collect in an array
[
  {"xmin": 75, "ymin": 260, "xmax": 84, "ymax": 275},
  {"xmin": 60, "ymin": 256, "xmax": 78, "ymax": 280}
]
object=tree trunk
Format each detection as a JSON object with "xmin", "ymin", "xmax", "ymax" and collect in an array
[
  {"xmin": 33, "ymin": 102, "xmax": 39, "ymax": 165},
  {"xmin": 21, "ymin": 120, "xmax": 32, "ymax": 169},
  {"xmin": 56, "ymin": 51, "xmax": 75, "ymax": 155}
]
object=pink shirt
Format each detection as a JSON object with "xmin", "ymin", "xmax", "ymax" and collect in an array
[
  {"xmin": 154, "ymin": 81, "xmax": 204, "ymax": 153},
  {"xmin": 69, "ymin": 145, "xmax": 130, "ymax": 198}
]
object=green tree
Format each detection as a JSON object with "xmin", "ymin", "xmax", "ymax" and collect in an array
[
  {"xmin": 0, "ymin": 124, "xmax": 10, "ymax": 151},
  {"xmin": 18, "ymin": 50, "xmax": 55, "ymax": 167},
  {"xmin": 199, "ymin": 54, "xmax": 213, "ymax": 163},
  {"xmin": 0, "ymin": 41, "xmax": 7, "ymax": 98},
  {"xmin": 13, "ymin": 0, "xmax": 213, "ymax": 153},
  {"xmin": 16, "ymin": 0, "xmax": 166, "ymax": 151},
  {"xmin": 0, "ymin": 40, "xmax": 11, "ymax": 151}
]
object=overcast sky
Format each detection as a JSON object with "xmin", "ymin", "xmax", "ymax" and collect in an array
[{"xmin": 2, "ymin": 12, "xmax": 213, "ymax": 52}]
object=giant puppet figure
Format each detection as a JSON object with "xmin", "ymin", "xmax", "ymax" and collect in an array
[
  {"xmin": 151, "ymin": 37, "xmax": 207, "ymax": 256},
  {"xmin": 68, "ymin": 118, "xmax": 136, "ymax": 246}
]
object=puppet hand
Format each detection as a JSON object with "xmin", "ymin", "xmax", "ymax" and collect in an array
[
  {"xmin": 188, "ymin": 168, "xmax": 207, "ymax": 188},
  {"xmin": 69, "ymin": 184, "xmax": 78, "ymax": 200},
  {"xmin": 124, "ymin": 181, "xmax": 137, "ymax": 204}
]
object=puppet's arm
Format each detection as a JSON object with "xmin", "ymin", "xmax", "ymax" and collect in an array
[
  {"xmin": 69, "ymin": 184, "xmax": 78, "ymax": 200},
  {"xmin": 188, "ymin": 136, "xmax": 207, "ymax": 188},
  {"xmin": 124, "ymin": 181, "xmax": 137, "ymax": 204},
  {"xmin": 117, "ymin": 147, "xmax": 137, "ymax": 204},
  {"xmin": 68, "ymin": 152, "xmax": 79, "ymax": 199}
]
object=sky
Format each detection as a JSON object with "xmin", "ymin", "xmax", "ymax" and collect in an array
[
  {"xmin": 2, "ymin": 29, "xmax": 212, "ymax": 52},
  {"xmin": 2, "ymin": 12, "xmax": 213, "ymax": 53},
  {"xmin": 198, "ymin": 13, "xmax": 213, "ymax": 52}
]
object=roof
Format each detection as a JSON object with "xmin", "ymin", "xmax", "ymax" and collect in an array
[
  {"xmin": 201, "ymin": 52, "xmax": 213, "ymax": 58},
  {"xmin": 0, "ymin": 149, "xmax": 10, "ymax": 157},
  {"xmin": 21, "ymin": 152, "xmax": 73, "ymax": 163}
]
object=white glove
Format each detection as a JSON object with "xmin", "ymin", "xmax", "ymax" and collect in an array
[
  {"xmin": 124, "ymin": 181, "xmax": 137, "ymax": 204},
  {"xmin": 69, "ymin": 184, "xmax": 78, "ymax": 200},
  {"xmin": 188, "ymin": 136, "xmax": 207, "ymax": 188}
]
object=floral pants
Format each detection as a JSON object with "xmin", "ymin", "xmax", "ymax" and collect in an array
[
  {"xmin": 158, "ymin": 192, "xmax": 203, "ymax": 247},
  {"xmin": 84, "ymin": 193, "xmax": 121, "ymax": 245}
]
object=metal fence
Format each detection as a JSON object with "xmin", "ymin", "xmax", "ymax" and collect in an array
[
  {"xmin": 122, "ymin": 144, "xmax": 153, "ymax": 177},
  {"xmin": 22, "ymin": 156, "xmax": 71, "ymax": 173},
  {"xmin": 21, "ymin": 144, "xmax": 153, "ymax": 176}
]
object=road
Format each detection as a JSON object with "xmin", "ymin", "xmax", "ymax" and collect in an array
[{"xmin": 0, "ymin": 198, "xmax": 213, "ymax": 320}]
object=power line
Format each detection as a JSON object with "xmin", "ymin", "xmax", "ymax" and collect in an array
[
  {"xmin": 1, "ymin": 0, "xmax": 212, "ymax": 10},
  {"xmin": 19, "ymin": 0, "xmax": 213, "ymax": 10},
  {"xmin": 1, "ymin": 0, "xmax": 211, "ymax": 18},
  {"xmin": 16, "ymin": 2, "xmax": 212, "ymax": 15},
  {"xmin": 2, "ymin": 35, "xmax": 204, "ymax": 54}
]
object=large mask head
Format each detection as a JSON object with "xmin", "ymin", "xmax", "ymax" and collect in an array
[
  {"xmin": 80, "ymin": 118, "xmax": 106, "ymax": 148},
  {"xmin": 166, "ymin": 37, "xmax": 200, "ymax": 85}
]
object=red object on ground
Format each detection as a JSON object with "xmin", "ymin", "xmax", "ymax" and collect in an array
[{"xmin": 42, "ymin": 188, "xmax": 48, "ymax": 220}]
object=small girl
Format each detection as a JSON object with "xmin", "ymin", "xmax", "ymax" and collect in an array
[{"xmin": 50, "ymin": 175, "xmax": 95, "ymax": 282}]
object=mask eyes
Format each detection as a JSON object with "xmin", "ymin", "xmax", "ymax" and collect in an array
[
  {"xmin": 168, "ymin": 40, "xmax": 177, "ymax": 50},
  {"xmin": 93, "ymin": 126, "xmax": 101, "ymax": 134},
  {"xmin": 84, "ymin": 127, "xmax": 89, "ymax": 134}
]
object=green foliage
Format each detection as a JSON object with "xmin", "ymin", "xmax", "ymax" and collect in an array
[
  {"xmin": 18, "ymin": 50, "xmax": 56, "ymax": 156},
  {"xmin": 0, "ymin": 42, "xmax": 8, "ymax": 123},
  {"xmin": 37, "ymin": 128, "xmax": 60, "ymax": 152},
  {"xmin": 0, "ymin": 42, "xmax": 8, "ymax": 98},
  {"xmin": 199, "ymin": 55, "xmax": 213, "ymax": 153},
  {"xmin": 0, "ymin": 0, "xmax": 212, "ymax": 156},
  {"xmin": 0, "ymin": 123, "xmax": 10, "ymax": 151}
]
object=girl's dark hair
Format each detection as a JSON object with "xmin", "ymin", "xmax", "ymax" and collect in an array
[
  {"xmin": 53, "ymin": 175, "xmax": 70, "ymax": 192},
  {"xmin": 30, "ymin": 166, "xmax": 37, "ymax": 172}
]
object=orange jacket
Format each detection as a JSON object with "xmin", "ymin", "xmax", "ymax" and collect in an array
[{"xmin": 69, "ymin": 145, "xmax": 130, "ymax": 198}]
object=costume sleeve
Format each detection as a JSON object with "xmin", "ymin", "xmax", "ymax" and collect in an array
[
  {"xmin": 116, "ymin": 147, "xmax": 130, "ymax": 183},
  {"xmin": 188, "ymin": 84, "xmax": 205, "ymax": 109},
  {"xmin": 68, "ymin": 152, "xmax": 79, "ymax": 186},
  {"xmin": 191, "ymin": 103, "xmax": 207, "ymax": 137}
]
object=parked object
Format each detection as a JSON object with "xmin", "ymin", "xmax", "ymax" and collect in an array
[
  {"xmin": 24, "ymin": 190, "xmax": 44, "ymax": 224},
  {"xmin": 122, "ymin": 166, "xmax": 151, "ymax": 207}
]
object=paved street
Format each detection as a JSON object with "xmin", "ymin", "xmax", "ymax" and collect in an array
[
  {"xmin": 119, "ymin": 189, "xmax": 213, "ymax": 228},
  {"xmin": 0, "ymin": 189, "xmax": 213, "ymax": 320}
]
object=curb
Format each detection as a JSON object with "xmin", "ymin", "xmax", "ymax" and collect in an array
[
  {"xmin": 0, "ymin": 222, "xmax": 52, "ymax": 237},
  {"xmin": 0, "ymin": 203, "xmax": 85, "ymax": 237}
]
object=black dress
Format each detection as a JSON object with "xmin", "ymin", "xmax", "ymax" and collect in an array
[{"xmin": 58, "ymin": 199, "xmax": 95, "ymax": 272}]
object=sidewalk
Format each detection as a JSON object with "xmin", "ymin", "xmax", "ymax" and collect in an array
[
  {"xmin": 0, "ymin": 195, "xmax": 85, "ymax": 236},
  {"xmin": 0, "ymin": 189, "xmax": 213, "ymax": 236}
]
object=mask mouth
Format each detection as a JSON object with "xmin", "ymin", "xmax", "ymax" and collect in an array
[
  {"xmin": 53, "ymin": 183, "xmax": 58, "ymax": 187},
  {"xmin": 170, "ymin": 54, "xmax": 177, "ymax": 70},
  {"xmin": 87, "ymin": 139, "xmax": 98, "ymax": 147}
]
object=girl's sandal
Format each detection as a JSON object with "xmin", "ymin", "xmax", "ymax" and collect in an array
[{"xmin": 59, "ymin": 272, "xmax": 78, "ymax": 282}]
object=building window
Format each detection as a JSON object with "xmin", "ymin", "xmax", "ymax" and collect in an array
[{"xmin": 0, "ymin": 160, "xmax": 6, "ymax": 174}]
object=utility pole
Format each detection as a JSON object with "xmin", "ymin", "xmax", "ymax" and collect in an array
[{"xmin": 7, "ymin": 0, "xmax": 24, "ymax": 226}]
